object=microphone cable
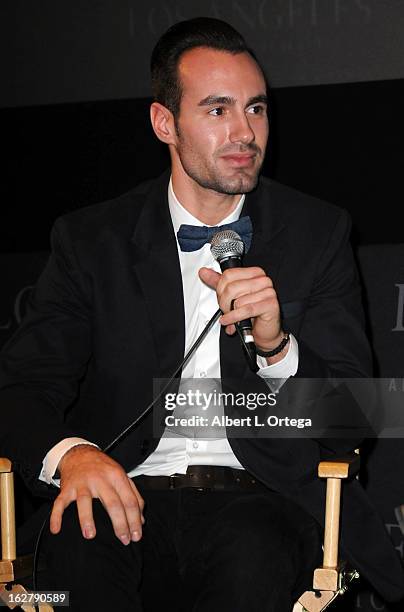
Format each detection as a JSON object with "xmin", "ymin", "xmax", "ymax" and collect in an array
[
  {"xmin": 32, "ymin": 307, "xmax": 222, "ymax": 591},
  {"xmin": 103, "ymin": 307, "xmax": 222, "ymax": 454}
]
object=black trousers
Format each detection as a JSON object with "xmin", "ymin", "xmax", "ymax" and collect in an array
[{"xmin": 39, "ymin": 482, "xmax": 323, "ymax": 611}]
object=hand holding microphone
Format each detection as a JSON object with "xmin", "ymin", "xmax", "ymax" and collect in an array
[{"xmin": 198, "ymin": 229, "xmax": 288, "ymax": 365}]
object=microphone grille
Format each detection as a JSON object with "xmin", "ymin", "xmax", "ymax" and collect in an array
[{"xmin": 210, "ymin": 229, "xmax": 245, "ymax": 262}]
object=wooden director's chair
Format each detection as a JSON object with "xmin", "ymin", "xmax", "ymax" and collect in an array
[
  {"xmin": 0, "ymin": 458, "xmax": 53, "ymax": 611},
  {"xmin": 293, "ymin": 454, "xmax": 360, "ymax": 611},
  {"xmin": 1, "ymin": 456, "xmax": 360, "ymax": 612}
]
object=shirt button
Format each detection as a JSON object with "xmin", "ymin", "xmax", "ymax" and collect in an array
[
  {"xmin": 199, "ymin": 371, "xmax": 207, "ymax": 377},
  {"xmin": 193, "ymin": 442, "xmax": 199, "ymax": 449}
]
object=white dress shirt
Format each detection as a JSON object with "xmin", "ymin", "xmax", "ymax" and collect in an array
[{"xmin": 39, "ymin": 178, "xmax": 298, "ymax": 485}]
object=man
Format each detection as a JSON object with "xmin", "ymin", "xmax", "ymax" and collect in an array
[{"xmin": 1, "ymin": 17, "xmax": 403, "ymax": 611}]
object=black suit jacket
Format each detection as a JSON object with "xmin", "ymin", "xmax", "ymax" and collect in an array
[{"xmin": 1, "ymin": 171, "xmax": 403, "ymax": 601}]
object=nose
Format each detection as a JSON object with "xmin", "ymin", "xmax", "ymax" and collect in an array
[{"xmin": 228, "ymin": 111, "xmax": 255, "ymax": 145}]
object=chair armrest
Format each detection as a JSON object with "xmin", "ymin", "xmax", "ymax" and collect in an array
[
  {"xmin": 0, "ymin": 459, "xmax": 12, "ymax": 474},
  {"xmin": 0, "ymin": 458, "xmax": 16, "ymax": 562},
  {"xmin": 318, "ymin": 453, "xmax": 360, "ymax": 479},
  {"xmin": 314, "ymin": 452, "xmax": 360, "ymax": 590}
]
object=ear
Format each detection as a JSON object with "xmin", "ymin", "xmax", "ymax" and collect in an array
[{"xmin": 150, "ymin": 102, "xmax": 177, "ymax": 145}]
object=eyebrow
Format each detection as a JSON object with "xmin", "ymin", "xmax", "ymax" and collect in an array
[{"xmin": 198, "ymin": 94, "xmax": 268, "ymax": 108}]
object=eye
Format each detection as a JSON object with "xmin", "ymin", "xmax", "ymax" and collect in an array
[
  {"xmin": 247, "ymin": 105, "xmax": 266, "ymax": 115},
  {"xmin": 208, "ymin": 107, "xmax": 225, "ymax": 116}
]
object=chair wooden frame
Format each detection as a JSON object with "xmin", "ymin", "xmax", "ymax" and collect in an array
[
  {"xmin": 1, "ymin": 456, "xmax": 360, "ymax": 612},
  {"xmin": 0, "ymin": 458, "xmax": 53, "ymax": 611},
  {"xmin": 293, "ymin": 454, "xmax": 361, "ymax": 611}
]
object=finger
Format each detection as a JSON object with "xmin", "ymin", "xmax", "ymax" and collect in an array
[
  {"xmin": 129, "ymin": 479, "xmax": 146, "ymax": 524},
  {"xmin": 220, "ymin": 266, "xmax": 268, "ymax": 283},
  {"xmin": 220, "ymin": 296, "xmax": 278, "ymax": 327},
  {"xmin": 198, "ymin": 267, "xmax": 221, "ymax": 289},
  {"xmin": 76, "ymin": 490, "xmax": 97, "ymax": 539},
  {"xmin": 218, "ymin": 275, "xmax": 273, "ymax": 314},
  {"xmin": 220, "ymin": 288, "xmax": 277, "ymax": 325},
  {"xmin": 233, "ymin": 287, "xmax": 277, "ymax": 310},
  {"xmin": 120, "ymin": 482, "xmax": 145, "ymax": 542},
  {"xmin": 50, "ymin": 493, "xmax": 74, "ymax": 535},
  {"xmin": 225, "ymin": 324, "xmax": 236, "ymax": 335},
  {"xmin": 98, "ymin": 488, "xmax": 133, "ymax": 545}
]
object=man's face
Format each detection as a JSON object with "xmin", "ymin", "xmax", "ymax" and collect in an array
[{"xmin": 172, "ymin": 47, "xmax": 269, "ymax": 195}]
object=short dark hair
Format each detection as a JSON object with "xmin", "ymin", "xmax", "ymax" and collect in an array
[{"xmin": 151, "ymin": 17, "xmax": 259, "ymax": 118}]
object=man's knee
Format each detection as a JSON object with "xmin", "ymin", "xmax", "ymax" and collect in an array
[
  {"xmin": 207, "ymin": 493, "xmax": 321, "ymax": 580},
  {"xmin": 44, "ymin": 500, "xmax": 115, "ymax": 556},
  {"xmin": 40, "ymin": 500, "xmax": 142, "ymax": 584}
]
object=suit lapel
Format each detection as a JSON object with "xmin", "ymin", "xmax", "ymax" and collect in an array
[
  {"xmin": 129, "ymin": 174, "xmax": 288, "ymax": 382},
  {"xmin": 130, "ymin": 172, "xmax": 185, "ymax": 379},
  {"xmin": 220, "ymin": 179, "xmax": 288, "ymax": 380}
]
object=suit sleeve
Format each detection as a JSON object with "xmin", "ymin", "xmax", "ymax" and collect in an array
[
  {"xmin": 293, "ymin": 209, "xmax": 373, "ymax": 453},
  {"xmin": 240, "ymin": 207, "xmax": 374, "ymax": 454},
  {"xmin": 0, "ymin": 218, "xmax": 92, "ymax": 493},
  {"xmin": 296, "ymin": 208, "xmax": 372, "ymax": 378}
]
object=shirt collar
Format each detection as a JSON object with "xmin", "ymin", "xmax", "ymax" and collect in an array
[{"xmin": 168, "ymin": 176, "xmax": 245, "ymax": 235}]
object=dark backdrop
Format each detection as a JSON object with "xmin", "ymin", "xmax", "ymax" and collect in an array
[
  {"xmin": 2, "ymin": 3, "xmax": 404, "ymax": 610},
  {"xmin": 3, "ymin": 1, "xmax": 404, "ymax": 250},
  {"xmin": 3, "ymin": 77, "xmax": 404, "ymax": 251}
]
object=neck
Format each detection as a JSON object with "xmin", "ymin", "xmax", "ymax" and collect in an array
[{"xmin": 171, "ymin": 167, "xmax": 241, "ymax": 225}]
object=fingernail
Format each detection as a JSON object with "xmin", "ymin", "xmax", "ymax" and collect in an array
[
  {"xmin": 131, "ymin": 530, "xmax": 141, "ymax": 542},
  {"xmin": 120, "ymin": 534, "xmax": 130, "ymax": 545},
  {"xmin": 84, "ymin": 527, "xmax": 95, "ymax": 539}
]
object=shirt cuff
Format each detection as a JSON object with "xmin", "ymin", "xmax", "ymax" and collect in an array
[
  {"xmin": 38, "ymin": 437, "xmax": 100, "ymax": 487},
  {"xmin": 256, "ymin": 333, "xmax": 299, "ymax": 393}
]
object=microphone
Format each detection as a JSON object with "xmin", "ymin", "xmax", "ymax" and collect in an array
[{"xmin": 210, "ymin": 229, "xmax": 258, "ymax": 372}]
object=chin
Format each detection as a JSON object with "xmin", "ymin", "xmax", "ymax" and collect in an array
[
  {"xmin": 222, "ymin": 173, "xmax": 259, "ymax": 194},
  {"xmin": 184, "ymin": 163, "xmax": 260, "ymax": 195}
]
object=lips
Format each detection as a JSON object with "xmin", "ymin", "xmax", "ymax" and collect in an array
[{"xmin": 221, "ymin": 154, "xmax": 255, "ymax": 167}]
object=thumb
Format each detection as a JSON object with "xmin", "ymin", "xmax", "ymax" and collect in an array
[{"xmin": 199, "ymin": 267, "xmax": 221, "ymax": 289}]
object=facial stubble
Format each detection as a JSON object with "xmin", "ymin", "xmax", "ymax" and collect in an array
[{"xmin": 174, "ymin": 122, "xmax": 264, "ymax": 195}]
